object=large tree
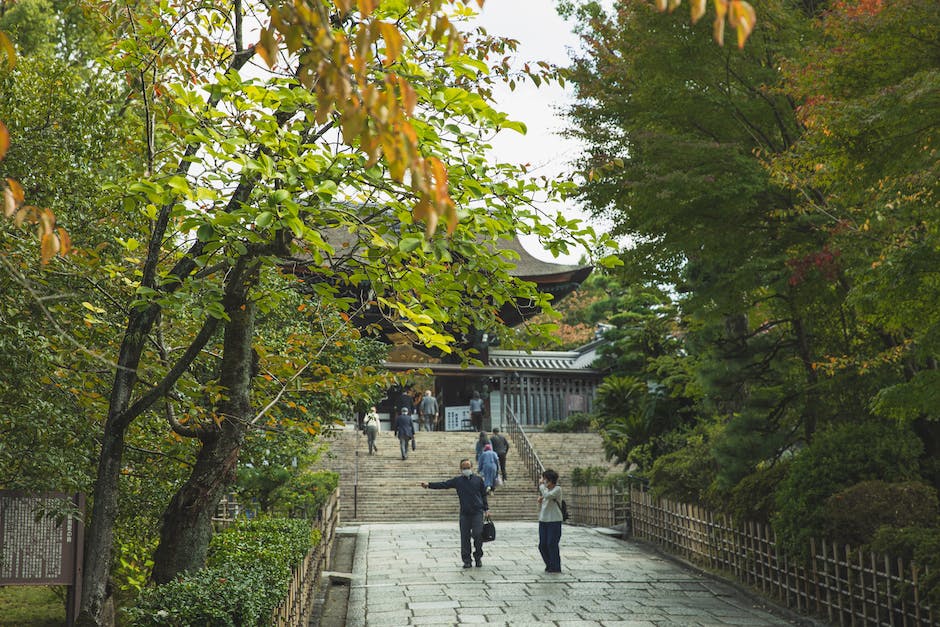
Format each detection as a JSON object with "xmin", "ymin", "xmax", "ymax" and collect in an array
[
  {"xmin": 11, "ymin": 1, "xmax": 609, "ymax": 623},
  {"xmin": 562, "ymin": 0, "xmax": 846, "ymax": 483}
]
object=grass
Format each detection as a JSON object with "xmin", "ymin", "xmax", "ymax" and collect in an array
[{"xmin": 0, "ymin": 586, "xmax": 66, "ymax": 626}]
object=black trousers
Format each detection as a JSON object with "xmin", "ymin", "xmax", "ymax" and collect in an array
[
  {"xmin": 458, "ymin": 510, "xmax": 484, "ymax": 564},
  {"xmin": 497, "ymin": 453, "xmax": 507, "ymax": 480}
]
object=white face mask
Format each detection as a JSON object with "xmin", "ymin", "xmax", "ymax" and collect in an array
[{"xmin": 461, "ymin": 468, "xmax": 473, "ymax": 477}]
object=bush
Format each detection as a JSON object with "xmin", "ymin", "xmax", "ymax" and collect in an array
[
  {"xmin": 271, "ymin": 469, "xmax": 339, "ymax": 517},
  {"xmin": 602, "ymin": 471, "xmax": 648, "ymax": 490},
  {"xmin": 542, "ymin": 412, "xmax": 593, "ymax": 433},
  {"xmin": 647, "ymin": 425, "xmax": 720, "ymax": 507},
  {"xmin": 822, "ymin": 480, "xmax": 938, "ymax": 546},
  {"xmin": 124, "ymin": 517, "xmax": 317, "ymax": 626},
  {"xmin": 772, "ymin": 421, "xmax": 923, "ymax": 557},
  {"xmin": 724, "ymin": 460, "xmax": 791, "ymax": 525},
  {"xmin": 571, "ymin": 466, "xmax": 608, "ymax": 486},
  {"xmin": 869, "ymin": 525, "xmax": 940, "ymax": 607}
]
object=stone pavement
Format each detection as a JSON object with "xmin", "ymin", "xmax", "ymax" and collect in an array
[{"xmin": 343, "ymin": 522, "xmax": 816, "ymax": 627}]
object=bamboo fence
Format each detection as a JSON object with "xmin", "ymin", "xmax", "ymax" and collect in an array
[
  {"xmin": 629, "ymin": 487, "xmax": 935, "ymax": 627},
  {"xmin": 567, "ymin": 485, "xmax": 630, "ymax": 530},
  {"xmin": 271, "ymin": 487, "xmax": 341, "ymax": 627}
]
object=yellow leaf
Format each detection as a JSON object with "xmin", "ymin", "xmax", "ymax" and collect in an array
[
  {"xmin": 333, "ymin": 0, "xmax": 353, "ymax": 13},
  {"xmin": 5, "ymin": 177, "xmax": 23, "ymax": 205},
  {"xmin": 728, "ymin": 0, "xmax": 756, "ymax": 48},
  {"xmin": 357, "ymin": 0, "xmax": 376, "ymax": 18},
  {"xmin": 0, "ymin": 31, "xmax": 14, "ymax": 71},
  {"xmin": 3, "ymin": 187, "xmax": 15, "ymax": 218},
  {"xmin": 668, "ymin": 0, "xmax": 681, "ymax": 12},
  {"xmin": 379, "ymin": 22, "xmax": 402, "ymax": 66},
  {"xmin": 713, "ymin": 14, "xmax": 726, "ymax": 46},
  {"xmin": 691, "ymin": 0, "xmax": 707, "ymax": 23},
  {"xmin": 655, "ymin": 0, "xmax": 668, "ymax": 11},
  {"xmin": 256, "ymin": 27, "xmax": 277, "ymax": 69}
]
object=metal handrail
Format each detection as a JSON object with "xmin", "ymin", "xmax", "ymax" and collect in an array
[{"xmin": 503, "ymin": 405, "xmax": 544, "ymax": 486}]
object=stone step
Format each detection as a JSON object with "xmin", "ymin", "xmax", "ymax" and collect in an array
[{"xmin": 316, "ymin": 429, "xmax": 614, "ymax": 522}]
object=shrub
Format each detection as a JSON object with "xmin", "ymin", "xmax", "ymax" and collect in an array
[
  {"xmin": 724, "ymin": 460, "xmax": 791, "ymax": 525},
  {"xmin": 602, "ymin": 471, "xmax": 648, "ymax": 490},
  {"xmin": 647, "ymin": 425, "xmax": 720, "ymax": 507},
  {"xmin": 542, "ymin": 412, "xmax": 593, "ymax": 433},
  {"xmin": 772, "ymin": 421, "xmax": 923, "ymax": 557},
  {"xmin": 271, "ymin": 469, "xmax": 339, "ymax": 517},
  {"xmin": 124, "ymin": 517, "xmax": 316, "ymax": 626},
  {"xmin": 822, "ymin": 481, "xmax": 938, "ymax": 546},
  {"xmin": 571, "ymin": 466, "xmax": 608, "ymax": 486},
  {"xmin": 869, "ymin": 525, "xmax": 940, "ymax": 607}
]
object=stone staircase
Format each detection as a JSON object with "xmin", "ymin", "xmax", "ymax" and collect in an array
[{"xmin": 316, "ymin": 427, "xmax": 615, "ymax": 523}]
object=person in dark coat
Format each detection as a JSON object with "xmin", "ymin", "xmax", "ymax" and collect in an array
[
  {"xmin": 395, "ymin": 407, "xmax": 415, "ymax": 460},
  {"xmin": 489, "ymin": 427, "xmax": 510, "ymax": 481},
  {"xmin": 421, "ymin": 458, "xmax": 490, "ymax": 568}
]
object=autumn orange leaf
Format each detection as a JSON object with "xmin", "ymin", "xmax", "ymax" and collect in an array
[{"xmin": 0, "ymin": 120, "xmax": 9, "ymax": 160}]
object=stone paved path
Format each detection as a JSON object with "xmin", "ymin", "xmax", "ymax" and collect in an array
[{"xmin": 343, "ymin": 522, "xmax": 816, "ymax": 626}]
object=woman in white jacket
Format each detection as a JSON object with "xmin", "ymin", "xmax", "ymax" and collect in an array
[{"xmin": 537, "ymin": 468, "xmax": 563, "ymax": 573}]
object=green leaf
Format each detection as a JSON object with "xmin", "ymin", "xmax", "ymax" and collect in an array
[
  {"xmin": 398, "ymin": 237, "xmax": 422, "ymax": 253},
  {"xmin": 196, "ymin": 224, "xmax": 215, "ymax": 242}
]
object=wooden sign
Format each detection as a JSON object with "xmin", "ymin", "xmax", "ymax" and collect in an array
[{"xmin": 0, "ymin": 491, "xmax": 84, "ymax": 624}]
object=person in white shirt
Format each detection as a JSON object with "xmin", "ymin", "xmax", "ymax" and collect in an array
[
  {"xmin": 363, "ymin": 406, "xmax": 380, "ymax": 455},
  {"xmin": 537, "ymin": 468, "xmax": 563, "ymax": 573}
]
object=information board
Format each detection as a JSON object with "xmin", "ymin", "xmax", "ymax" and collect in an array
[
  {"xmin": 0, "ymin": 491, "xmax": 81, "ymax": 585},
  {"xmin": 445, "ymin": 405, "xmax": 471, "ymax": 431}
]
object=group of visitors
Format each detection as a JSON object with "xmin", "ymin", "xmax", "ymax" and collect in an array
[
  {"xmin": 366, "ymin": 388, "xmax": 564, "ymax": 573},
  {"xmin": 364, "ymin": 388, "xmax": 441, "ymax": 460},
  {"xmin": 421, "ymin": 461, "xmax": 564, "ymax": 573},
  {"xmin": 474, "ymin": 428, "xmax": 509, "ymax": 493}
]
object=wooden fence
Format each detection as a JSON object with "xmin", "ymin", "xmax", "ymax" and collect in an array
[
  {"xmin": 567, "ymin": 485, "xmax": 629, "ymax": 530},
  {"xmin": 271, "ymin": 487, "xmax": 341, "ymax": 627},
  {"xmin": 629, "ymin": 488, "xmax": 935, "ymax": 627}
]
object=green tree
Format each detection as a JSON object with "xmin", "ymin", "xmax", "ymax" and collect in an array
[
  {"xmin": 560, "ymin": 0, "xmax": 874, "ymax": 490},
  {"xmin": 29, "ymin": 1, "xmax": 609, "ymax": 622},
  {"xmin": 768, "ymin": 0, "xmax": 940, "ymax": 484}
]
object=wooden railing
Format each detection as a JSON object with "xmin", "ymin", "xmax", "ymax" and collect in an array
[
  {"xmin": 503, "ymin": 404, "xmax": 543, "ymax": 485},
  {"xmin": 271, "ymin": 487, "xmax": 341, "ymax": 627},
  {"xmin": 629, "ymin": 487, "xmax": 935, "ymax": 627}
]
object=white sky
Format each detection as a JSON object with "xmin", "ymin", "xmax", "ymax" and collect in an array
[{"xmin": 471, "ymin": 0, "xmax": 597, "ymax": 264}]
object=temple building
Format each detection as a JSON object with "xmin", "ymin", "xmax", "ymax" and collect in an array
[{"xmin": 381, "ymin": 236, "xmax": 604, "ymax": 431}]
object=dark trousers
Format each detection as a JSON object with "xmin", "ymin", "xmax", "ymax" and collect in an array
[
  {"xmin": 459, "ymin": 510, "xmax": 484, "ymax": 565},
  {"xmin": 497, "ymin": 453, "xmax": 507, "ymax": 480},
  {"xmin": 399, "ymin": 436, "xmax": 410, "ymax": 459},
  {"xmin": 539, "ymin": 521, "xmax": 562, "ymax": 572}
]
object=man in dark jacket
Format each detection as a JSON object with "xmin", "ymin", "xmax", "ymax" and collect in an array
[
  {"xmin": 395, "ymin": 408, "xmax": 415, "ymax": 460},
  {"xmin": 490, "ymin": 427, "xmax": 510, "ymax": 482},
  {"xmin": 421, "ymin": 459, "xmax": 490, "ymax": 568}
]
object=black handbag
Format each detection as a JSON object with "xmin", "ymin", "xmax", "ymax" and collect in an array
[{"xmin": 481, "ymin": 519, "xmax": 496, "ymax": 542}]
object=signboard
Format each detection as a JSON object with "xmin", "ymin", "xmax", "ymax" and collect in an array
[
  {"xmin": 0, "ymin": 491, "xmax": 83, "ymax": 586},
  {"xmin": 566, "ymin": 393, "xmax": 586, "ymax": 413},
  {"xmin": 445, "ymin": 405, "xmax": 471, "ymax": 431}
]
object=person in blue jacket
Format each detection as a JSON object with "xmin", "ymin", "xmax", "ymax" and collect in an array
[
  {"xmin": 421, "ymin": 459, "xmax": 490, "ymax": 568},
  {"xmin": 478, "ymin": 443, "xmax": 500, "ymax": 493}
]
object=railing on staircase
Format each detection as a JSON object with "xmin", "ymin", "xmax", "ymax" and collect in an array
[{"xmin": 504, "ymin": 404, "xmax": 544, "ymax": 486}]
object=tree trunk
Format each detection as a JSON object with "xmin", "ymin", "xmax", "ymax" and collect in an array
[
  {"xmin": 78, "ymin": 309, "xmax": 158, "ymax": 626},
  {"xmin": 150, "ymin": 262, "xmax": 258, "ymax": 583},
  {"xmin": 149, "ymin": 419, "xmax": 245, "ymax": 583}
]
